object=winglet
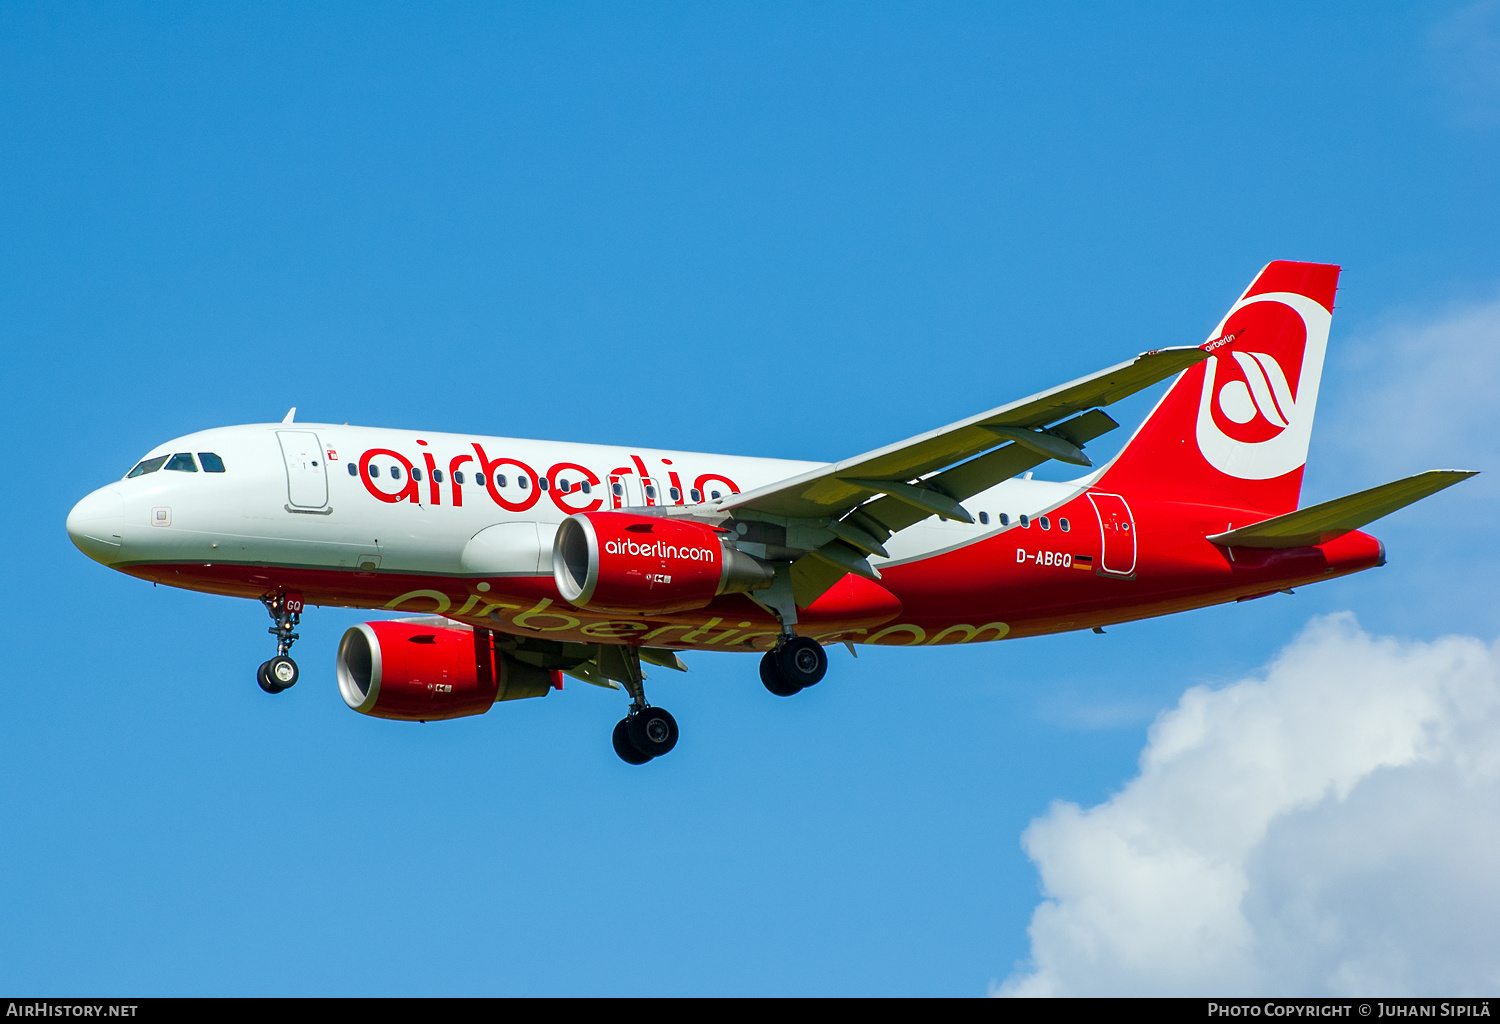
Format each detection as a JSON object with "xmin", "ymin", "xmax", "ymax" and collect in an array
[
  {"xmin": 282, "ymin": 407, "xmax": 297, "ymax": 424},
  {"xmin": 1207, "ymin": 469, "xmax": 1477, "ymax": 549}
]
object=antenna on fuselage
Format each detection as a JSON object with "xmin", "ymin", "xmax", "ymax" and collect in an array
[{"xmin": 282, "ymin": 407, "xmax": 296, "ymax": 424}]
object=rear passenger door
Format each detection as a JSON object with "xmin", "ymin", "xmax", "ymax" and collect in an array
[{"xmin": 1087, "ymin": 492, "xmax": 1136, "ymax": 576}]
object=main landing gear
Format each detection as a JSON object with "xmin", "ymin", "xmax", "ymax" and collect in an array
[
  {"xmin": 612, "ymin": 708, "xmax": 680, "ymax": 765},
  {"xmin": 759, "ymin": 636, "xmax": 828, "ymax": 697},
  {"xmin": 750, "ymin": 567, "xmax": 829, "ymax": 697},
  {"xmin": 603, "ymin": 646, "xmax": 679, "ymax": 765},
  {"xmin": 258, "ymin": 592, "xmax": 302, "ymax": 694}
]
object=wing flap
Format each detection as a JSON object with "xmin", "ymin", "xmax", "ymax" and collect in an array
[
  {"xmin": 1207, "ymin": 470, "xmax": 1477, "ymax": 549},
  {"xmin": 639, "ymin": 647, "xmax": 690, "ymax": 672},
  {"xmin": 853, "ymin": 409, "xmax": 1119, "ymax": 536}
]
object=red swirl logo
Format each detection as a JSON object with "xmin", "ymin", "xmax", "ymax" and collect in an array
[{"xmin": 1207, "ymin": 300, "xmax": 1307, "ymax": 444}]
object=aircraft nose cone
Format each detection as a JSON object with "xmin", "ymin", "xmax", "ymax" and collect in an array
[{"xmin": 67, "ymin": 487, "xmax": 126, "ymax": 564}]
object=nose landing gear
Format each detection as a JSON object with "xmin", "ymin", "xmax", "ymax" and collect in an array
[{"xmin": 258, "ymin": 592, "xmax": 303, "ymax": 694}]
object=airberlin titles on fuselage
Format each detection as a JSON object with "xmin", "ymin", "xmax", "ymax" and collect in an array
[{"xmin": 352, "ymin": 440, "xmax": 740, "ymax": 513}]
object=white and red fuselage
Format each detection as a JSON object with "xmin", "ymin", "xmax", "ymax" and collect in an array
[{"xmin": 66, "ymin": 412, "xmax": 1381, "ymax": 651}]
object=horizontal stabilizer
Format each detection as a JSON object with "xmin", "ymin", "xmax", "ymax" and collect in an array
[{"xmin": 1207, "ymin": 470, "xmax": 1477, "ymax": 549}]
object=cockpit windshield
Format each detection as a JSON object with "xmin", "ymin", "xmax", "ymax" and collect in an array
[
  {"xmin": 126, "ymin": 455, "xmax": 170, "ymax": 478},
  {"xmin": 126, "ymin": 451, "xmax": 226, "ymax": 478}
]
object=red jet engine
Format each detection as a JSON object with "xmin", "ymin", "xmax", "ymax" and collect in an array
[
  {"xmin": 553, "ymin": 511, "xmax": 773, "ymax": 614},
  {"xmin": 336, "ymin": 620, "xmax": 560, "ymax": 722}
]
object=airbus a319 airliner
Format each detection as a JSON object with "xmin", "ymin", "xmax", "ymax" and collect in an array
[{"xmin": 67, "ymin": 262, "xmax": 1473, "ymax": 763}]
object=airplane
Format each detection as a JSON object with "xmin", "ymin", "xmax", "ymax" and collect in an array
[{"xmin": 66, "ymin": 261, "xmax": 1474, "ymax": 764}]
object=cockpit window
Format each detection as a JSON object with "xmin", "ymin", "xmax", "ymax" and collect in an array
[
  {"xmin": 198, "ymin": 453, "xmax": 226, "ymax": 473},
  {"xmin": 165, "ymin": 453, "xmax": 198, "ymax": 472},
  {"xmin": 126, "ymin": 455, "xmax": 170, "ymax": 478}
]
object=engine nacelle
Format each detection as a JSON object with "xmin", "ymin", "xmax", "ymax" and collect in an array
[
  {"xmin": 336, "ymin": 620, "xmax": 560, "ymax": 722},
  {"xmin": 553, "ymin": 511, "xmax": 773, "ymax": 614}
]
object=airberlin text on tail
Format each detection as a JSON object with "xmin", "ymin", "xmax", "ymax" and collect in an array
[{"xmin": 1099, "ymin": 261, "xmax": 1340, "ymax": 514}]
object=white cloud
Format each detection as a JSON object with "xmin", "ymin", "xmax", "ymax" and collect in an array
[{"xmin": 997, "ymin": 614, "xmax": 1500, "ymax": 996}]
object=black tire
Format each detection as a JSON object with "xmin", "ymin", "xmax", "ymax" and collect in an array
[
  {"xmin": 257, "ymin": 661, "xmax": 283, "ymax": 694},
  {"xmin": 613, "ymin": 718, "xmax": 653, "ymax": 764},
  {"xmin": 267, "ymin": 655, "xmax": 299, "ymax": 690},
  {"xmin": 627, "ymin": 707, "xmax": 679, "ymax": 757},
  {"xmin": 776, "ymin": 637, "xmax": 827, "ymax": 688},
  {"xmin": 760, "ymin": 651, "xmax": 802, "ymax": 696}
]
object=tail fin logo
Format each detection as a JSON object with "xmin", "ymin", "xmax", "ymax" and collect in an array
[
  {"xmin": 1195, "ymin": 293, "xmax": 1331, "ymax": 481},
  {"xmin": 1215, "ymin": 350, "xmax": 1296, "ymax": 440}
]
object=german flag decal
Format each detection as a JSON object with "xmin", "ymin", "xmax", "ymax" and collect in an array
[{"xmin": 1072, "ymin": 554, "xmax": 1094, "ymax": 571}]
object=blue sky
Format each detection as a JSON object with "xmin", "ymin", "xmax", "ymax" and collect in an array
[{"xmin": 3, "ymin": 3, "xmax": 1497, "ymax": 995}]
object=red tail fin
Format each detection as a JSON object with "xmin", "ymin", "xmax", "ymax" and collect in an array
[{"xmin": 1097, "ymin": 261, "xmax": 1340, "ymax": 514}]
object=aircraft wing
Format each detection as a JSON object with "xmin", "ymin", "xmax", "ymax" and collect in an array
[
  {"xmin": 1207, "ymin": 469, "xmax": 1477, "ymax": 549},
  {"xmin": 716, "ymin": 346, "xmax": 1208, "ymax": 605},
  {"xmin": 721, "ymin": 347, "xmax": 1206, "ymax": 521}
]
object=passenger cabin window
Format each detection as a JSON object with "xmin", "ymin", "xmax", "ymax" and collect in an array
[
  {"xmin": 999, "ymin": 513, "xmax": 1010, "ymax": 526},
  {"xmin": 669, "ymin": 487, "xmax": 681, "ymax": 501},
  {"xmin": 1020, "ymin": 515, "xmax": 1030, "ymax": 528},
  {"xmin": 1039, "ymin": 516, "xmax": 1051, "ymax": 530},
  {"xmin": 433, "ymin": 470, "xmax": 444, "ymax": 483},
  {"xmin": 518, "ymin": 476, "xmax": 528, "ymax": 490},
  {"xmin": 979, "ymin": 511, "xmax": 990, "ymax": 525},
  {"xmin": 710, "ymin": 490, "xmax": 721, "ymax": 500},
  {"xmin": 165, "ymin": 453, "xmax": 197, "ymax": 472},
  {"xmin": 390, "ymin": 465, "xmax": 402, "ymax": 480},
  {"xmin": 369, "ymin": 464, "xmax": 381, "ymax": 478},
  {"xmin": 347, "ymin": 463, "xmax": 358, "ymax": 476},
  {"xmin": 612, "ymin": 482, "xmax": 624, "ymax": 496},
  {"xmin": 198, "ymin": 453, "xmax": 226, "ymax": 473},
  {"xmin": 1060, "ymin": 518, "xmax": 1070, "ymax": 532},
  {"xmin": 412, "ymin": 467, "xmax": 423, "ymax": 481},
  {"xmin": 475, "ymin": 472, "xmax": 486, "ymax": 486},
  {"xmin": 539, "ymin": 477, "xmax": 550, "ymax": 491},
  {"xmin": 127, "ymin": 455, "xmax": 170, "ymax": 478},
  {"xmin": 645, "ymin": 484, "xmax": 657, "ymax": 499},
  {"xmin": 454, "ymin": 471, "xmax": 465, "ymax": 485},
  {"xmin": 581, "ymin": 481, "xmax": 592, "ymax": 494},
  {"xmin": 690, "ymin": 488, "xmax": 701, "ymax": 503}
]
